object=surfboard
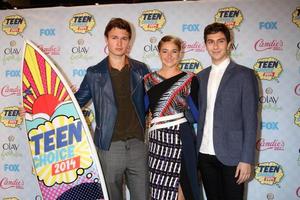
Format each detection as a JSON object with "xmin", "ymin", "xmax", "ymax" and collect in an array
[{"xmin": 21, "ymin": 40, "xmax": 109, "ymax": 200}]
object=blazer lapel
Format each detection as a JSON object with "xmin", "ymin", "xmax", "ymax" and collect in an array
[
  {"xmin": 201, "ymin": 68, "xmax": 211, "ymax": 111},
  {"xmin": 216, "ymin": 61, "xmax": 236, "ymax": 99}
]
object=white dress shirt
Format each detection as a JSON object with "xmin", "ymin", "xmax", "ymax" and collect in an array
[{"xmin": 200, "ymin": 58, "xmax": 230, "ymax": 155}]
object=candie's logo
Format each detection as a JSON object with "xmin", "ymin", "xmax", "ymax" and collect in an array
[
  {"xmin": 138, "ymin": 9, "xmax": 166, "ymax": 32},
  {"xmin": 37, "ymin": 44, "xmax": 61, "ymax": 56},
  {"xmin": 0, "ymin": 177, "xmax": 24, "ymax": 189},
  {"xmin": 2, "ymin": 15, "xmax": 26, "ymax": 36},
  {"xmin": 294, "ymin": 108, "xmax": 300, "ymax": 127},
  {"xmin": 292, "ymin": 7, "xmax": 300, "ymax": 28},
  {"xmin": 253, "ymin": 57, "xmax": 283, "ymax": 81},
  {"xmin": 0, "ymin": 106, "xmax": 22, "ymax": 128},
  {"xmin": 214, "ymin": 7, "xmax": 243, "ymax": 29},
  {"xmin": 69, "ymin": 12, "xmax": 95, "ymax": 34},
  {"xmin": 254, "ymin": 39, "xmax": 283, "ymax": 51},
  {"xmin": 1, "ymin": 85, "xmax": 21, "ymax": 97},
  {"xmin": 182, "ymin": 41, "xmax": 206, "ymax": 53},
  {"xmin": 255, "ymin": 162, "xmax": 284, "ymax": 185},
  {"xmin": 179, "ymin": 58, "xmax": 203, "ymax": 74},
  {"xmin": 256, "ymin": 138, "xmax": 284, "ymax": 151}
]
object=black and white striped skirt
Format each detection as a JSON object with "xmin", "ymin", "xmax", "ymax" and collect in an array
[{"xmin": 148, "ymin": 113, "xmax": 187, "ymax": 200}]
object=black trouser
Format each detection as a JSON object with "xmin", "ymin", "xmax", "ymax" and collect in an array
[
  {"xmin": 198, "ymin": 153, "xmax": 244, "ymax": 200},
  {"xmin": 180, "ymin": 155, "xmax": 194, "ymax": 200}
]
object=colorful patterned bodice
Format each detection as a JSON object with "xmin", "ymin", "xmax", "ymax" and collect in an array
[{"xmin": 144, "ymin": 71, "xmax": 196, "ymax": 118}]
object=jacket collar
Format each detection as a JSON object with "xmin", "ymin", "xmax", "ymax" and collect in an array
[
  {"xmin": 97, "ymin": 56, "xmax": 138, "ymax": 73},
  {"xmin": 201, "ymin": 60, "xmax": 237, "ymax": 105}
]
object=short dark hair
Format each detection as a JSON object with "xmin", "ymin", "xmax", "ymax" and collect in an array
[
  {"xmin": 104, "ymin": 18, "xmax": 132, "ymax": 39},
  {"xmin": 204, "ymin": 22, "xmax": 231, "ymax": 43},
  {"xmin": 158, "ymin": 35, "xmax": 182, "ymax": 52}
]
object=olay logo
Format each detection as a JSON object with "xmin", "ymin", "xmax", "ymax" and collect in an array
[
  {"xmin": 0, "ymin": 177, "xmax": 24, "ymax": 189},
  {"xmin": 1, "ymin": 85, "xmax": 21, "ymax": 97}
]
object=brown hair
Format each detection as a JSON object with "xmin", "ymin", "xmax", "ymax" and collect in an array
[
  {"xmin": 204, "ymin": 22, "xmax": 231, "ymax": 43},
  {"xmin": 158, "ymin": 35, "xmax": 182, "ymax": 52},
  {"xmin": 104, "ymin": 18, "xmax": 132, "ymax": 39}
]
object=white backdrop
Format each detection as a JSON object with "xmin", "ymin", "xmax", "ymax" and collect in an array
[{"xmin": 0, "ymin": 0, "xmax": 299, "ymax": 199}]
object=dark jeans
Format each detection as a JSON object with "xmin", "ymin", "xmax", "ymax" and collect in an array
[{"xmin": 198, "ymin": 153, "xmax": 244, "ymax": 200}]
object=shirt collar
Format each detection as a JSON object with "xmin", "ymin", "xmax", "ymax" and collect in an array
[
  {"xmin": 109, "ymin": 56, "xmax": 129, "ymax": 72},
  {"xmin": 211, "ymin": 58, "xmax": 230, "ymax": 72}
]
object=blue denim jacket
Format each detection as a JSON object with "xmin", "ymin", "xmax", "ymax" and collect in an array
[{"xmin": 75, "ymin": 57, "xmax": 149, "ymax": 150}]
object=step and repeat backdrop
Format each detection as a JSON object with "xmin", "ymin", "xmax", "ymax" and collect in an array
[{"xmin": 0, "ymin": 0, "xmax": 299, "ymax": 199}]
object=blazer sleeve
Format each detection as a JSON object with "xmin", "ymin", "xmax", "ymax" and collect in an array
[{"xmin": 240, "ymin": 69, "xmax": 259, "ymax": 164}]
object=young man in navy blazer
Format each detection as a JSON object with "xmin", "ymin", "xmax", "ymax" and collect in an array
[{"xmin": 196, "ymin": 22, "xmax": 259, "ymax": 200}]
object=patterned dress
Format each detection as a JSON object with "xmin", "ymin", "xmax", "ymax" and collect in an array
[{"xmin": 144, "ymin": 71, "xmax": 200, "ymax": 200}]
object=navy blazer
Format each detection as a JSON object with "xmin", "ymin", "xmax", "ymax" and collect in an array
[
  {"xmin": 196, "ymin": 61, "xmax": 259, "ymax": 166},
  {"xmin": 75, "ymin": 57, "xmax": 149, "ymax": 150}
]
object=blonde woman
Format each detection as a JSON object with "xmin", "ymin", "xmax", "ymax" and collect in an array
[{"xmin": 144, "ymin": 35, "xmax": 200, "ymax": 200}]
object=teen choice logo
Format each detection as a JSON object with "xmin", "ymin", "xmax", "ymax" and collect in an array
[
  {"xmin": 2, "ymin": 15, "xmax": 26, "ymax": 36},
  {"xmin": 292, "ymin": 6, "xmax": 300, "ymax": 28},
  {"xmin": 255, "ymin": 161, "xmax": 284, "ymax": 185},
  {"xmin": 28, "ymin": 115, "xmax": 93, "ymax": 186},
  {"xmin": 69, "ymin": 12, "xmax": 95, "ymax": 34},
  {"xmin": 253, "ymin": 57, "xmax": 283, "ymax": 81},
  {"xmin": 294, "ymin": 108, "xmax": 300, "ymax": 127},
  {"xmin": 0, "ymin": 106, "xmax": 23, "ymax": 128},
  {"xmin": 215, "ymin": 7, "xmax": 243, "ymax": 29},
  {"xmin": 179, "ymin": 58, "xmax": 203, "ymax": 74},
  {"xmin": 138, "ymin": 9, "xmax": 166, "ymax": 32}
]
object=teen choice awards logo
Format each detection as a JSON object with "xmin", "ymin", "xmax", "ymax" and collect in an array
[
  {"xmin": 214, "ymin": 7, "xmax": 243, "ymax": 29},
  {"xmin": 294, "ymin": 108, "xmax": 300, "ymax": 127},
  {"xmin": 28, "ymin": 115, "xmax": 93, "ymax": 186},
  {"xmin": 292, "ymin": 6, "xmax": 300, "ymax": 28},
  {"xmin": 69, "ymin": 12, "xmax": 95, "ymax": 34},
  {"xmin": 255, "ymin": 161, "xmax": 284, "ymax": 185},
  {"xmin": 2, "ymin": 15, "xmax": 26, "ymax": 36},
  {"xmin": 253, "ymin": 57, "xmax": 283, "ymax": 81},
  {"xmin": 0, "ymin": 106, "xmax": 23, "ymax": 128},
  {"xmin": 138, "ymin": 9, "xmax": 166, "ymax": 32},
  {"xmin": 179, "ymin": 58, "xmax": 203, "ymax": 74}
]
